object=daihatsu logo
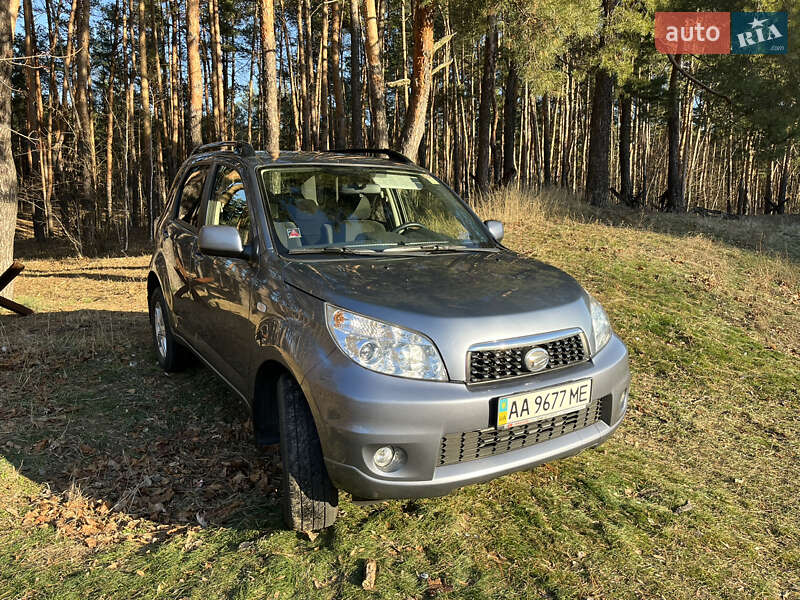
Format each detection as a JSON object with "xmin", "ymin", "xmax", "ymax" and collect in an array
[{"xmin": 524, "ymin": 347, "xmax": 549, "ymax": 373}]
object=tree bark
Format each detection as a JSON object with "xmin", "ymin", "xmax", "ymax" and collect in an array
[
  {"xmin": 318, "ymin": 1, "xmax": 330, "ymax": 149},
  {"xmin": 260, "ymin": 0, "xmax": 280, "ymax": 157},
  {"xmin": 104, "ymin": 0, "xmax": 122, "ymax": 224},
  {"xmin": 777, "ymin": 144, "xmax": 790, "ymax": 214},
  {"xmin": 330, "ymin": 0, "xmax": 347, "ymax": 148},
  {"xmin": 585, "ymin": 68, "xmax": 612, "ymax": 206},
  {"xmin": 187, "ymin": 0, "xmax": 203, "ymax": 149},
  {"xmin": 23, "ymin": 0, "xmax": 50, "ymax": 240},
  {"xmin": 209, "ymin": 0, "xmax": 226, "ymax": 138},
  {"xmin": 363, "ymin": 0, "xmax": 388, "ymax": 147},
  {"xmin": 168, "ymin": 0, "xmax": 181, "ymax": 170},
  {"xmin": 476, "ymin": 11, "xmax": 497, "ymax": 192},
  {"xmin": 296, "ymin": 0, "xmax": 311, "ymax": 148},
  {"xmin": 75, "ymin": 0, "xmax": 96, "ymax": 244},
  {"xmin": 397, "ymin": 0, "xmax": 433, "ymax": 162},
  {"xmin": 501, "ymin": 58, "xmax": 519, "ymax": 185},
  {"xmin": 349, "ymin": 0, "xmax": 364, "ymax": 147},
  {"xmin": 138, "ymin": 0, "xmax": 153, "ymax": 234},
  {"xmin": 0, "ymin": 0, "xmax": 21, "ymax": 296},
  {"xmin": 542, "ymin": 94, "xmax": 551, "ymax": 186},
  {"xmin": 665, "ymin": 57, "xmax": 684, "ymax": 212},
  {"xmin": 619, "ymin": 92, "xmax": 632, "ymax": 205}
]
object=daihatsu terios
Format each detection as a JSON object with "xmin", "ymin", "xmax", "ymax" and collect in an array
[{"xmin": 147, "ymin": 142, "xmax": 630, "ymax": 531}]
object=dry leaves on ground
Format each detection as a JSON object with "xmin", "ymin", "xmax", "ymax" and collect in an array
[{"xmin": 20, "ymin": 487, "xmax": 184, "ymax": 549}]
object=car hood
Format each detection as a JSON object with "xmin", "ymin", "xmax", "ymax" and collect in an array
[{"xmin": 283, "ymin": 251, "xmax": 595, "ymax": 382}]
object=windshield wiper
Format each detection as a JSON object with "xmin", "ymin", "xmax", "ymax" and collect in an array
[
  {"xmin": 381, "ymin": 243, "xmax": 497, "ymax": 253},
  {"xmin": 288, "ymin": 246, "xmax": 380, "ymax": 255}
]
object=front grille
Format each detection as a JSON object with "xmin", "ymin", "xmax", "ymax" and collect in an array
[
  {"xmin": 438, "ymin": 395, "xmax": 605, "ymax": 467},
  {"xmin": 468, "ymin": 333, "xmax": 588, "ymax": 384}
]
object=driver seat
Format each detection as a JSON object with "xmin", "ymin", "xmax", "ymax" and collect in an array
[{"xmin": 340, "ymin": 195, "xmax": 385, "ymax": 242}]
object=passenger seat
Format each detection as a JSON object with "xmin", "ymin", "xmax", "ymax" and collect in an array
[{"xmin": 341, "ymin": 196, "xmax": 386, "ymax": 242}]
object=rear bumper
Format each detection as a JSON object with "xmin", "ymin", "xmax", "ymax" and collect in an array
[{"xmin": 304, "ymin": 334, "xmax": 630, "ymax": 500}]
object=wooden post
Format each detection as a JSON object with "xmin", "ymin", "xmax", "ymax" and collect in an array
[{"xmin": 0, "ymin": 262, "xmax": 33, "ymax": 316}]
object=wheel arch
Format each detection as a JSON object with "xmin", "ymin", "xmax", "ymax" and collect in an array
[{"xmin": 252, "ymin": 358, "xmax": 292, "ymax": 445}]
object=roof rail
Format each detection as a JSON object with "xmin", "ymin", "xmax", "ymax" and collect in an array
[
  {"xmin": 191, "ymin": 141, "xmax": 255, "ymax": 157},
  {"xmin": 331, "ymin": 148, "xmax": 414, "ymax": 165}
]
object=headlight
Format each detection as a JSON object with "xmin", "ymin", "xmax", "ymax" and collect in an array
[
  {"xmin": 588, "ymin": 294, "xmax": 612, "ymax": 354},
  {"xmin": 325, "ymin": 304, "xmax": 447, "ymax": 381}
]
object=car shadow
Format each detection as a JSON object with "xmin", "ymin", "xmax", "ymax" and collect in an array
[{"xmin": 0, "ymin": 308, "xmax": 283, "ymax": 536}]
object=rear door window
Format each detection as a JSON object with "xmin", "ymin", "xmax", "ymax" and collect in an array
[{"xmin": 175, "ymin": 166, "xmax": 210, "ymax": 228}]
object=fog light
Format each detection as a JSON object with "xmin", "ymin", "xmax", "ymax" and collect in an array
[
  {"xmin": 373, "ymin": 446, "xmax": 407, "ymax": 472},
  {"xmin": 374, "ymin": 446, "xmax": 394, "ymax": 468}
]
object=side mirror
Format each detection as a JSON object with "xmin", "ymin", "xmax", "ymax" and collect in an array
[
  {"xmin": 199, "ymin": 225, "xmax": 248, "ymax": 259},
  {"xmin": 484, "ymin": 220, "xmax": 504, "ymax": 243}
]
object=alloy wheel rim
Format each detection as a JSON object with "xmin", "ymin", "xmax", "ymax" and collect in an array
[{"xmin": 154, "ymin": 304, "xmax": 167, "ymax": 358}]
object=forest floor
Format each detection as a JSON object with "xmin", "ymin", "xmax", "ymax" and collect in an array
[{"xmin": 2, "ymin": 192, "xmax": 799, "ymax": 599}]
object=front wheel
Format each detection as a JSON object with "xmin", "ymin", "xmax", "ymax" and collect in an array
[{"xmin": 277, "ymin": 374, "xmax": 338, "ymax": 531}]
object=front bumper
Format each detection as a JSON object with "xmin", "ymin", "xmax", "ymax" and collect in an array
[{"xmin": 302, "ymin": 334, "xmax": 630, "ymax": 500}]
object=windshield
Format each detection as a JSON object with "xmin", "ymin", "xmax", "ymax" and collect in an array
[{"xmin": 259, "ymin": 167, "xmax": 493, "ymax": 253}]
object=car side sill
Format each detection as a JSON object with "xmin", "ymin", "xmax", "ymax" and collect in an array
[{"xmin": 172, "ymin": 331, "xmax": 252, "ymax": 407}]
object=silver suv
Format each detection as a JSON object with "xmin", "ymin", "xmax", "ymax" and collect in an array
[{"xmin": 147, "ymin": 142, "xmax": 630, "ymax": 531}]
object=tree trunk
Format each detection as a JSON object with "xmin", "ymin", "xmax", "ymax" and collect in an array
[
  {"xmin": 209, "ymin": 0, "xmax": 226, "ymax": 138},
  {"xmin": 104, "ymin": 0, "xmax": 122, "ymax": 224},
  {"xmin": 260, "ymin": 0, "xmax": 280, "ymax": 157},
  {"xmin": 585, "ymin": 68, "xmax": 612, "ymax": 206},
  {"xmin": 542, "ymin": 94, "xmax": 551, "ymax": 186},
  {"xmin": 168, "ymin": 0, "xmax": 181, "ymax": 170},
  {"xmin": 665, "ymin": 57, "xmax": 684, "ymax": 212},
  {"xmin": 619, "ymin": 92, "xmax": 632, "ymax": 205},
  {"xmin": 296, "ymin": 0, "xmax": 311, "ymax": 148},
  {"xmin": 363, "ymin": 0, "xmax": 389, "ymax": 147},
  {"xmin": 330, "ymin": 0, "xmax": 347, "ymax": 148},
  {"xmin": 150, "ymin": 6, "xmax": 167, "ymax": 215},
  {"xmin": 349, "ymin": 0, "xmax": 364, "ymax": 147},
  {"xmin": 23, "ymin": 0, "xmax": 49, "ymax": 240},
  {"xmin": 397, "ymin": 0, "xmax": 433, "ymax": 162},
  {"xmin": 303, "ymin": 0, "xmax": 315, "ymax": 147},
  {"xmin": 318, "ymin": 1, "xmax": 330, "ymax": 149},
  {"xmin": 138, "ymin": 0, "xmax": 153, "ymax": 234},
  {"xmin": 247, "ymin": 13, "xmax": 256, "ymax": 144},
  {"xmin": 75, "ymin": 0, "xmax": 96, "ymax": 244},
  {"xmin": 501, "ymin": 58, "xmax": 519, "ymax": 185},
  {"xmin": 0, "ymin": 0, "xmax": 21, "ymax": 295},
  {"xmin": 187, "ymin": 0, "xmax": 202, "ymax": 149},
  {"xmin": 777, "ymin": 144, "xmax": 791, "ymax": 214},
  {"xmin": 476, "ymin": 11, "xmax": 497, "ymax": 192}
]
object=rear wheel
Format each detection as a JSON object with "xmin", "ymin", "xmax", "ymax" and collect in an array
[
  {"xmin": 277, "ymin": 373, "xmax": 338, "ymax": 531},
  {"xmin": 148, "ymin": 287, "xmax": 190, "ymax": 372}
]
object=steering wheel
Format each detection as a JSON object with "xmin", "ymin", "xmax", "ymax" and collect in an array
[{"xmin": 392, "ymin": 222, "xmax": 426, "ymax": 235}]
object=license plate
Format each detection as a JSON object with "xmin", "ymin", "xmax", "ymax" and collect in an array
[{"xmin": 497, "ymin": 379, "xmax": 592, "ymax": 429}]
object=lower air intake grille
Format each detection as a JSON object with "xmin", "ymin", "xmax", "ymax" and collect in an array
[{"xmin": 438, "ymin": 395, "xmax": 607, "ymax": 467}]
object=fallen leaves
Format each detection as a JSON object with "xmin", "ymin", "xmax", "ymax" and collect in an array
[
  {"xmin": 56, "ymin": 421, "xmax": 281, "ymax": 527},
  {"xmin": 20, "ymin": 488, "xmax": 179, "ymax": 549},
  {"xmin": 426, "ymin": 576, "xmax": 454, "ymax": 595}
]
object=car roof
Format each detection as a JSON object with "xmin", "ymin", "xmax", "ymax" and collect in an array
[{"xmin": 191, "ymin": 149, "xmax": 425, "ymax": 171}]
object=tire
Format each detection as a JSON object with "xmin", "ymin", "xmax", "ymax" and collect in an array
[
  {"xmin": 277, "ymin": 373, "xmax": 338, "ymax": 531},
  {"xmin": 148, "ymin": 287, "xmax": 190, "ymax": 372}
]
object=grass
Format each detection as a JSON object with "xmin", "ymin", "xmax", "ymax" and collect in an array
[{"xmin": 1, "ymin": 192, "xmax": 799, "ymax": 599}]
